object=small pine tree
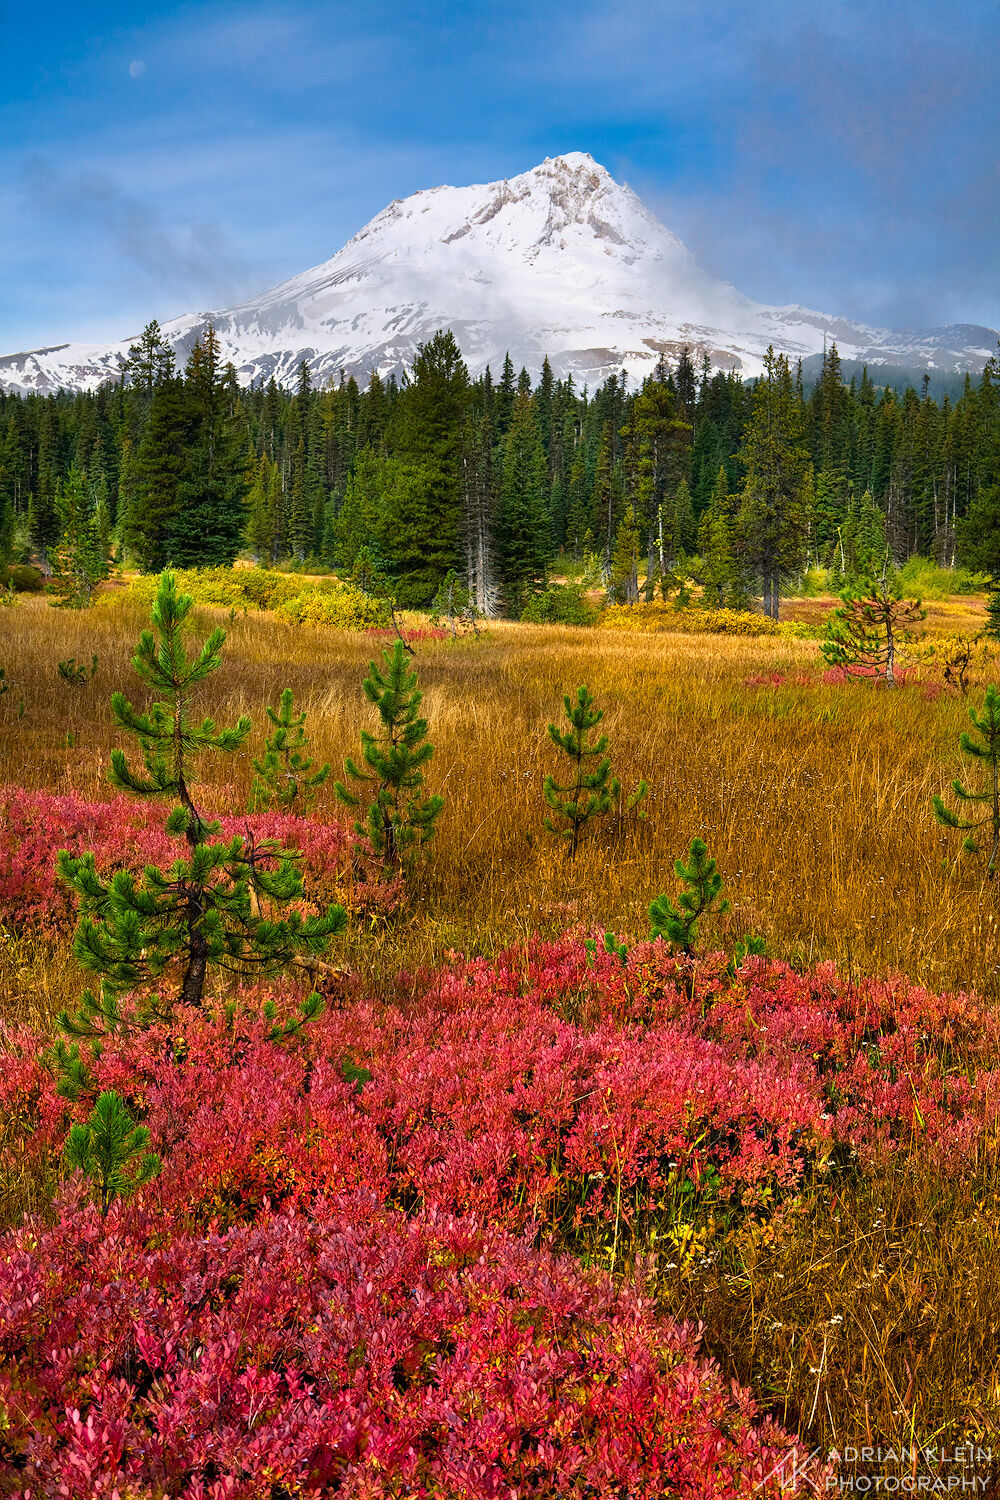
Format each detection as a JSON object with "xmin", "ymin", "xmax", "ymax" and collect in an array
[
  {"xmin": 58, "ymin": 654, "xmax": 98, "ymax": 686},
  {"xmin": 65, "ymin": 1090, "xmax": 162, "ymax": 1214},
  {"xmin": 932, "ymin": 683, "xmax": 1000, "ymax": 877},
  {"xmin": 250, "ymin": 687, "xmax": 330, "ymax": 812},
  {"xmin": 335, "ymin": 640, "xmax": 444, "ymax": 866},
  {"xmin": 649, "ymin": 838, "xmax": 730, "ymax": 955},
  {"xmin": 821, "ymin": 572, "xmax": 925, "ymax": 686},
  {"xmin": 57, "ymin": 572, "xmax": 346, "ymax": 1028},
  {"xmin": 430, "ymin": 567, "xmax": 478, "ymax": 638},
  {"xmin": 543, "ymin": 686, "xmax": 646, "ymax": 860}
]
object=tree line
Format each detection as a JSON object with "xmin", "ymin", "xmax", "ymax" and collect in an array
[{"xmin": 1, "ymin": 319, "xmax": 999, "ymax": 616}]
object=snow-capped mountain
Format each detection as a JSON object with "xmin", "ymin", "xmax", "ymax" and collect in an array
[{"xmin": 2, "ymin": 153, "xmax": 997, "ymax": 394}]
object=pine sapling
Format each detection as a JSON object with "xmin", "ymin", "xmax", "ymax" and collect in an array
[
  {"xmin": 932, "ymin": 683, "xmax": 1000, "ymax": 876},
  {"xmin": 543, "ymin": 685, "xmax": 647, "ymax": 860},
  {"xmin": 650, "ymin": 838, "xmax": 730, "ymax": 955},
  {"xmin": 821, "ymin": 571, "xmax": 925, "ymax": 686},
  {"xmin": 250, "ymin": 687, "xmax": 330, "ymax": 812},
  {"xmin": 64, "ymin": 1090, "xmax": 162, "ymax": 1214},
  {"xmin": 56, "ymin": 571, "xmax": 346, "ymax": 1038},
  {"xmin": 58, "ymin": 654, "xmax": 98, "ymax": 685},
  {"xmin": 335, "ymin": 639, "xmax": 444, "ymax": 866},
  {"xmin": 430, "ymin": 568, "xmax": 479, "ymax": 638}
]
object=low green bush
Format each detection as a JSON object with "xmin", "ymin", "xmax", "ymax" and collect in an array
[{"xmin": 521, "ymin": 583, "xmax": 598, "ymax": 626}]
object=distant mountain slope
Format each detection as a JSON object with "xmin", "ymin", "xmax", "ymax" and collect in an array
[{"xmin": 2, "ymin": 153, "xmax": 997, "ymax": 394}]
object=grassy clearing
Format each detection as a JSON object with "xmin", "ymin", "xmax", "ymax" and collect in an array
[{"xmin": 3, "ymin": 591, "xmax": 996, "ymax": 995}]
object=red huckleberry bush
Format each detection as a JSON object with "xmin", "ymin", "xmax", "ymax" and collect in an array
[
  {"xmin": 3, "ymin": 916, "xmax": 998, "ymax": 1491},
  {"xmin": 0, "ymin": 787, "xmax": 401, "ymax": 934}
]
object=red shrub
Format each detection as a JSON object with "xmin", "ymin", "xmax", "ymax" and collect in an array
[
  {"xmin": 0, "ymin": 786, "xmax": 401, "ymax": 933},
  {"xmin": 0, "ymin": 1186, "xmax": 827, "ymax": 1497},
  {"xmin": 3, "ymin": 931, "xmax": 996, "ymax": 1493}
]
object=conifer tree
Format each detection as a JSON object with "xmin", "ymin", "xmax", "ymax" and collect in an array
[
  {"xmin": 57, "ymin": 573, "xmax": 346, "ymax": 1028},
  {"xmin": 736, "ymin": 347, "xmax": 812, "ymax": 619},
  {"xmin": 543, "ymin": 685, "xmax": 646, "ymax": 860},
  {"xmin": 65, "ymin": 1090, "xmax": 162, "ymax": 1214},
  {"xmin": 832, "ymin": 490, "xmax": 888, "ymax": 584},
  {"xmin": 121, "ymin": 320, "xmax": 176, "ymax": 395},
  {"xmin": 620, "ymin": 379, "xmax": 691, "ymax": 578},
  {"xmin": 608, "ymin": 504, "xmax": 641, "ymax": 604},
  {"xmin": 821, "ymin": 572, "xmax": 925, "ymax": 686},
  {"xmin": 932, "ymin": 684, "xmax": 1000, "ymax": 877},
  {"xmin": 698, "ymin": 467, "xmax": 738, "ymax": 607},
  {"xmin": 672, "ymin": 478, "xmax": 697, "ymax": 558},
  {"xmin": 430, "ymin": 567, "xmax": 478, "ymax": 637},
  {"xmin": 287, "ymin": 437, "xmax": 312, "ymax": 562},
  {"xmin": 958, "ymin": 483, "xmax": 1000, "ymax": 639},
  {"xmin": 384, "ymin": 331, "xmax": 468, "ymax": 601},
  {"xmin": 590, "ymin": 419, "xmax": 618, "ymax": 564},
  {"xmin": 649, "ymin": 838, "xmax": 730, "ymax": 955},
  {"xmin": 335, "ymin": 640, "xmax": 444, "ymax": 866},
  {"xmin": 169, "ymin": 330, "xmax": 249, "ymax": 567},
  {"xmin": 126, "ymin": 378, "xmax": 189, "ymax": 569},
  {"xmin": 48, "ymin": 465, "xmax": 111, "ymax": 607},
  {"xmin": 245, "ymin": 454, "xmax": 283, "ymax": 565},
  {"xmin": 27, "ymin": 464, "xmax": 61, "ymax": 563},
  {"xmin": 251, "ymin": 688, "xmax": 330, "ymax": 812},
  {"xmin": 331, "ymin": 449, "xmax": 391, "ymax": 571},
  {"xmin": 495, "ymin": 391, "xmax": 551, "ymax": 614}
]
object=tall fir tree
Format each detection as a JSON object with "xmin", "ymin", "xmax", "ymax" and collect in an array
[
  {"xmin": 495, "ymin": 391, "xmax": 551, "ymax": 614},
  {"xmin": 736, "ymin": 348, "xmax": 812, "ymax": 619}
]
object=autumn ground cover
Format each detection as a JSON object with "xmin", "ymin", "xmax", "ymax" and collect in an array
[{"xmin": 3, "ymin": 588, "xmax": 1000, "ymax": 1493}]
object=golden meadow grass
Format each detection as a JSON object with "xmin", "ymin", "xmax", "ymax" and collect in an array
[
  {"xmin": 4, "ymin": 587, "xmax": 1000, "ymax": 1469},
  {"xmin": 3, "ymin": 590, "xmax": 995, "ymax": 995}
]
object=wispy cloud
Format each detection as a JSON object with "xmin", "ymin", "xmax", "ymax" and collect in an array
[
  {"xmin": 21, "ymin": 157, "xmax": 266, "ymax": 310},
  {"xmin": 1, "ymin": 0, "xmax": 997, "ymax": 350}
]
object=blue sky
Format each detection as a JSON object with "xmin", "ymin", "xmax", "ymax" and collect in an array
[{"xmin": 2, "ymin": 0, "xmax": 998, "ymax": 352}]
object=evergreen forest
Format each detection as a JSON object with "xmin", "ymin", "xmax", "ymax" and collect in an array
[{"xmin": 3, "ymin": 318, "xmax": 1000, "ymax": 616}]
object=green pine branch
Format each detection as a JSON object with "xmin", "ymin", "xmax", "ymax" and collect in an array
[{"xmin": 932, "ymin": 684, "xmax": 1000, "ymax": 876}]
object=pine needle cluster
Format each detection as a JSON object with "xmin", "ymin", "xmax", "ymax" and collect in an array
[{"xmin": 932, "ymin": 683, "xmax": 1000, "ymax": 877}]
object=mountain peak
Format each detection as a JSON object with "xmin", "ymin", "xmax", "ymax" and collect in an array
[{"xmin": 1, "ymin": 158, "xmax": 997, "ymax": 395}]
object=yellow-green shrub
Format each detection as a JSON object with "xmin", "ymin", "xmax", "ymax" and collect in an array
[
  {"xmin": 276, "ymin": 583, "xmax": 391, "ymax": 630},
  {"xmin": 600, "ymin": 603, "xmax": 811, "ymax": 638},
  {"xmin": 96, "ymin": 567, "xmax": 321, "ymax": 616},
  {"xmin": 233, "ymin": 569, "xmax": 311, "ymax": 610}
]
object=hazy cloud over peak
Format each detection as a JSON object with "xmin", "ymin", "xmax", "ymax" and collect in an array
[{"xmin": 0, "ymin": 0, "xmax": 996, "ymax": 349}]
